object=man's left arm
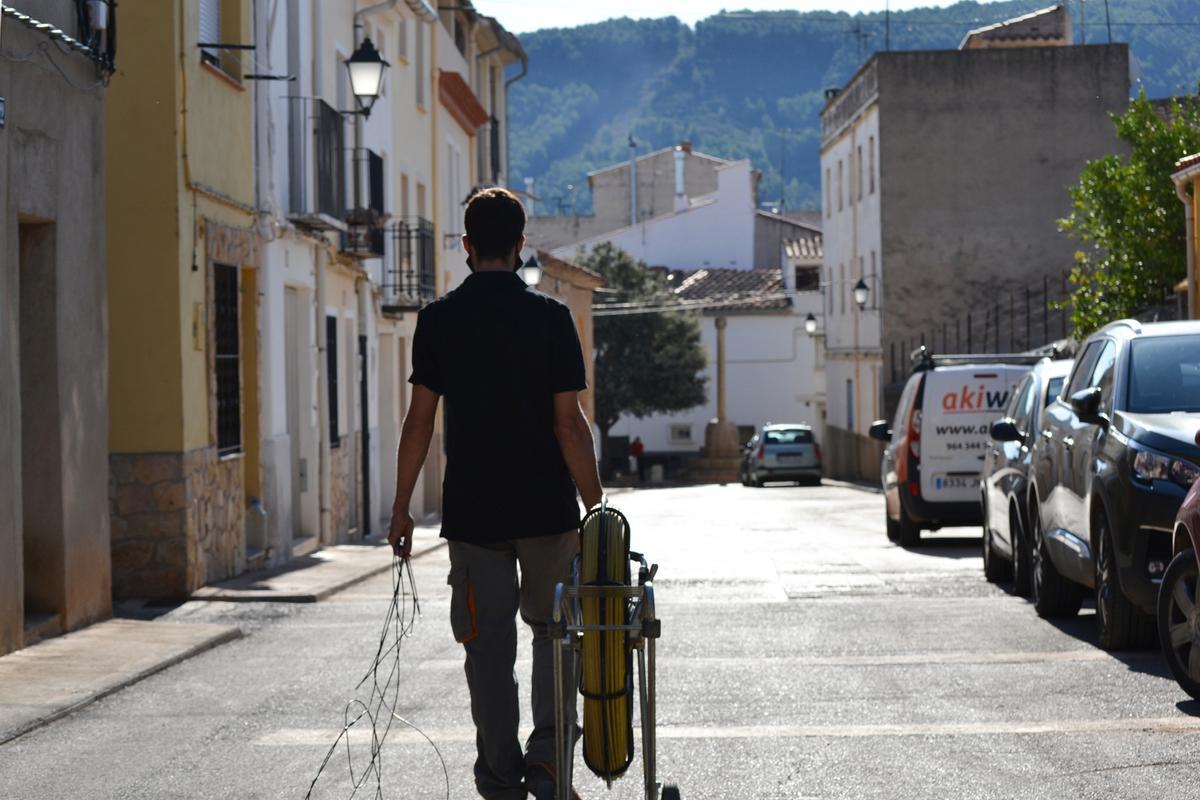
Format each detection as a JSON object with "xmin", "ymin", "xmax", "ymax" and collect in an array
[{"xmin": 388, "ymin": 385, "xmax": 440, "ymax": 557}]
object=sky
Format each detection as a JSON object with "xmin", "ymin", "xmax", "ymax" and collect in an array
[{"xmin": 471, "ymin": 0, "xmax": 967, "ymax": 34}]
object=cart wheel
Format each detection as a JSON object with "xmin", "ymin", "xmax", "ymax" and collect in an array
[{"xmin": 661, "ymin": 784, "xmax": 681, "ymax": 800}]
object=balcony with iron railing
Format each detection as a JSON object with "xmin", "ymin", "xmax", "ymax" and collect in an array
[
  {"xmin": 287, "ymin": 98, "xmax": 347, "ymax": 231},
  {"xmin": 382, "ymin": 218, "xmax": 436, "ymax": 313}
]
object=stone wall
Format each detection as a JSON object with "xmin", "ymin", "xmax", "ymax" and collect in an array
[
  {"xmin": 330, "ymin": 435, "xmax": 358, "ymax": 541},
  {"xmin": 110, "ymin": 446, "xmax": 245, "ymax": 598}
]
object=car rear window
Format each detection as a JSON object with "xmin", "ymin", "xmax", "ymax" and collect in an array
[
  {"xmin": 763, "ymin": 428, "xmax": 814, "ymax": 444},
  {"xmin": 1127, "ymin": 335, "xmax": 1200, "ymax": 413}
]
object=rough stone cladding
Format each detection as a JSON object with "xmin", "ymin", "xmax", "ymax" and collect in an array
[
  {"xmin": 110, "ymin": 447, "xmax": 245, "ymax": 598},
  {"xmin": 330, "ymin": 435, "xmax": 358, "ymax": 541}
]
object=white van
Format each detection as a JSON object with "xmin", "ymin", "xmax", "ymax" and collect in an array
[{"xmin": 869, "ymin": 353, "xmax": 1037, "ymax": 546}]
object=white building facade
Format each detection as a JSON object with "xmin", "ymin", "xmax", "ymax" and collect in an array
[{"xmin": 250, "ymin": 0, "xmax": 523, "ymax": 563}]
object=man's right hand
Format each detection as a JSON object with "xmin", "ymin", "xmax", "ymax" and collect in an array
[{"xmin": 388, "ymin": 511, "xmax": 415, "ymax": 558}]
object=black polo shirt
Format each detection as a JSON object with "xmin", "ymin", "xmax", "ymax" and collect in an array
[{"xmin": 409, "ymin": 270, "xmax": 588, "ymax": 543}]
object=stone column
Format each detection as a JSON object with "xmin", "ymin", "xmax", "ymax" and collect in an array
[{"xmin": 716, "ymin": 316, "xmax": 728, "ymax": 423}]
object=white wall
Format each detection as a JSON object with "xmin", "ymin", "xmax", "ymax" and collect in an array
[
  {"xmin": 820, "ymin": 101, "xmax": 884, "ymax": 434},
  {"xmin": 612, "ymin": 291, "xmax": 825, "ymax": 453},
  {"xmin": 551, "ymin": 160, "xmax": 758, "ymax": 270}
]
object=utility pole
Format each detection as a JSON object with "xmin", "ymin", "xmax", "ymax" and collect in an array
[
  {"xmin": 1079, "ymin": 0, "xmax": 1086, "ymax": 45},
  {"xmin": 1104, "ymin": 0, "xmax": 1112, "ymax": 43}
]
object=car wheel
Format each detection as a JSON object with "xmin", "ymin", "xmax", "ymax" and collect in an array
[
  {"xmin": 1095, "ymin": 514, "xmax": 1155, "ymax": 651},
  {"xmin": 1031, "ymin": 506, "xmax": 1082, "ymax": 618},
  {"xmin": 886, "ymin": 511, "xmax": 899, "ymax": 542},
  {"xmin": 1011, "ymin": 505, "xmax": 1032, "ymax": 598},
  {"xmin": 896, "ymin": 504, "xmax": 921, "ymax": 548},
  {"xmin": 1157, "ymin": 549, "xmax": 1200, "ymax": 701},
  {"xmin": 751, "ymin": 470, "xmax": 764, "ymax": 488}
]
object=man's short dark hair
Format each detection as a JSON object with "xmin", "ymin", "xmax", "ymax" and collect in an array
[{"xmin": 464, "ymin": 187, "xmax": 527, "ymax": 260}]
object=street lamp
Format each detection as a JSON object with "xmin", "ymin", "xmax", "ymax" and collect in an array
[
  {"xmin": 804, "ymin": 312, "xmax": 818, "ymax": 336},
  {"xmin": 344, "ymin": 37, "xmax": 389, "ymax": 117},
  {"xmin": 853, "ymin": 278, "xmax": 870, "ymax": 310},
  {"xmin": 520, "ymin": 254, "xmax": 542, "ymax": 287}
]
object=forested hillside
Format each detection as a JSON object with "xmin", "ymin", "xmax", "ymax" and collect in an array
[{"xmin": 507, "ymin": 1, "xmax": 1200, "ymax": 214}]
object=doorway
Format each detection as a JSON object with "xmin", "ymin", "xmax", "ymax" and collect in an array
[{"xmin": 19, "ymin": 220, "xmax": 64, "ymax": 639}]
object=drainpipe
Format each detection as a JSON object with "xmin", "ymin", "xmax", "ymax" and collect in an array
[
  {"xmin": 1174, "ymin": 169, "xmax": 1198, "ymax": 320},
  {"xmin": 315, "ymin": 247, "xmax": 333, "ymax": 543},
  {"xmin": 503, "ymin": 49, "xmax": 528, "ymax": 188}
]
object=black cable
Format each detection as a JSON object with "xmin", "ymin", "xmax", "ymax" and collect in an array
[{"xmin": 303, "ymin": 556, "xmax": 449, "ymax": 800}]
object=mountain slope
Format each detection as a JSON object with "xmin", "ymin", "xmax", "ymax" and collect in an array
[{"xmin": 507, "ymin": 0, "xmax": 1200, "ymax": 214}]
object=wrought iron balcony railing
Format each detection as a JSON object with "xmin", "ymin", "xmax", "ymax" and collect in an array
[{"xmin": 382, "ymin": 218, "xmax": 436, "ymax": 313}]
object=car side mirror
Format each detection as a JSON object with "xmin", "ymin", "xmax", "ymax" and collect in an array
[
  {"xmin": 989, "ymin": 417, "xmax": 1024, "ymax": 443},
  {"xmin": 1070, "ymin": 387, "xmax": 1108, "ymax": 427},
  {"xmin": 868, "ymin": 420, "xmax": 892, "ymax": 442}
]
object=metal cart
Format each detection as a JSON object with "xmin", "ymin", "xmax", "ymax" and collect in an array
[{"xmin": 545, "ymin": 541, "xmax": 680, "ymax": 800}]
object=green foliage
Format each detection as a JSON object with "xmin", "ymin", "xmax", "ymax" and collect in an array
[
  {"xmin": 509, "ymin": 1, "xmax": 1200, "ymax": 215},
  {"xmin": 1059, "ymin": 91, "xmax": 1200, "ymax": 334},
  {"xmin": 583, "ymin": 243, "xmax": 708, "ymax": 437}
]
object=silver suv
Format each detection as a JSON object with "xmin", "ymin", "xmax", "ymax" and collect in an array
[{"xmin": 741, "ymin": 424, "xmax": 822, "ymax": 487}]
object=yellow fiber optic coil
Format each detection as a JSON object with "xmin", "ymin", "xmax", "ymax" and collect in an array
[{"xmin": 579, "ymin": 505, "xmax": 635, "ymax": 780}]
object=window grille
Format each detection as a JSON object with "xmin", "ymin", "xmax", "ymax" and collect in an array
[
  {"xmin": 199, "ymin": 0, "xmax": 220, "ymax": 64},
  {"xmin": 382, "ymin": 218, "xmax": 436, "ymax": 312},
  {"xmin": 315, "ymin": 99, "xmax": 346, "ymax": 220},
  {"xmin": 214, "ymin": 264, "xmax": 242, "ymax": 454}
]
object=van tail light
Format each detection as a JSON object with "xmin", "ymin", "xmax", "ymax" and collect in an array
[
  {"xmin": 814, "ymin": 443, "xmax": 822, "ymax": 462},
  {"xmin": 908, "ymin": 407, "xmax": 922, "ymax": 461},
  {"xmin": 756, "ymin": 445, "xmax": 765, "ymax": 462}
]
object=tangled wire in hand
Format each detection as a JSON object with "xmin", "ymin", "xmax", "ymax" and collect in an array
[{"xmin": 303, "ymin": 556, "xmax": 449, "ymax": 800}]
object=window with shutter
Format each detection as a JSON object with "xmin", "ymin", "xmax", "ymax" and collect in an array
[{"xmin": 199, "ymin": 0, "xmax": 221, "ymax": 64}]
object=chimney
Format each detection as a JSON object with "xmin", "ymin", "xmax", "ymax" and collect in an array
[
  {"xmin": 524, "ymin": 176, "xmax": 535, "ymax": 216},
  {"xmin": 673, "ymin": 146, "xmax": 687, "ymax": 212},
  {"xmin": 680, "ymin": 140, "xmax": 692, "ymax": 154},
  {"xmin": 824, "ymin": 87, "xmax": 841, "ymax": 102}
]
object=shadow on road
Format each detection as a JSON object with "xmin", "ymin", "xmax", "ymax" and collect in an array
[
  {"xmin": 902, "ymin": 535, "xmax": 981, "ymax": 560},
  {"xmin": 1041, "ymin": 610, "xmax": 1174, "ymax": 682},
  {"xmin": 1176, "ymin": 699, "xmax": 1200, "ymax": 717}
]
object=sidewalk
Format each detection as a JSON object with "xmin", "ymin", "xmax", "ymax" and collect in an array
[
  {"xmin": 0, "ymin": 524, "xmax": 445, "ymax": 746},
  {"xmin": 190, "ymin": 524, "xmax": 444, "ymax": 603}
]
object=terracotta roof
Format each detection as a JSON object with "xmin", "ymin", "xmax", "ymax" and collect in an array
[
  {"xmin": 667, "ymin": 268, "xmax": 790, "ymax": 314},
  {"xmin": 959, "ymin": 3, "xmax": 1071, "ymax": 50},
  {"xmin": 1175, "ymin": 153, "xmax": 1200, "ymax": 172},
  {"xmin": 785, "ymin": 236, "xmax": 823, "ymax": 261}
]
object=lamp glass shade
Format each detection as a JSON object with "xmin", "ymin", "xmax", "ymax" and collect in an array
[
  {"xmin": 346, "ymin": 38, "xmax": 389, "ymax": 110},
  {"xmin": 853, "ymin": 278, "xmax": 870, "ymax": 309},
  {"xmin": 520, "ymin": 258, "xmax": 542, "ymax": 287},
  {"xmin": 804, "ymin": 313, "xmax": 818, "ymax": 335}
]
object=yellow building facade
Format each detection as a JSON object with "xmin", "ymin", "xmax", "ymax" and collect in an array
[
  {"xmin": 1173, "ymin": 153, "xmax": 1200, "ymax": 320},
  {"xmin": 107, "ymin": 0, "xmax": 260, "ymax": 597}
]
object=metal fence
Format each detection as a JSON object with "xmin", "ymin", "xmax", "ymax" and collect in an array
[{"xmin": 887, "ymin": 271, "xmax": 1076, "ymax": 385}]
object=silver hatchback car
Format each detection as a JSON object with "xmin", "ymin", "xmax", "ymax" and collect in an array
[{"xmin": 741, "ymin": 424, "xmax": 822, "ymax": 486}]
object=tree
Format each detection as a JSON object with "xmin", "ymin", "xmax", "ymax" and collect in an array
[
  {"xmin": 1059, "ymin": 91, "xmax": 1200, "ymax": 334},
  {"xmin": 583, "ymin": 243, "xmax": 708, "ymax": 463}
]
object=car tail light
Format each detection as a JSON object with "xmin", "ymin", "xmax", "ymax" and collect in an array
[
  {"xmin": 907, "ymin": 406, "xmax": 922, "ymax": 461},
  {"xmin": 756, "ymin": 444, "xmax": 765, "ymax": 462},
  {"xmin": 814, "ymin": 443, "xmax": 822, "ymax": 462}
]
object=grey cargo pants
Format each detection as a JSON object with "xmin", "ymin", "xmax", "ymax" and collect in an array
[{"xmin": 447, "ymin": 531, "xmax": 580, "ymax": 800}]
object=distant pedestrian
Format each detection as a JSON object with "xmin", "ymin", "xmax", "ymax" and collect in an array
[
  {"xmin": 630, "ymin": 436, "xmax": 646, "ymax": 484},
  {"xmin": 387, "ymin": 187, "xmax": 601, "ymax": 800}
]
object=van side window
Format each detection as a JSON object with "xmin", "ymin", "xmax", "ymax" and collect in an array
[
  {"xmin": 1065, "ymin": 342, "xmax": 1103, "ymax": 400},
  {"xmin": 891, "ymin": 375, "xmax": 920, "ymax": 439}
]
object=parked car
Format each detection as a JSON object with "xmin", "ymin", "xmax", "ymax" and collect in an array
[
  {"xmin": 870, "ymin": 350, "xmax": 1038, "ymax": 546},
  {"xmin": 1028, "ymin": 319, "xmax": 1200, "ymax": 650},
  {"xmin": 982, "ymin": 358, "xmax": 1073, "ymax": 594},
  {"xmin": 1158, "ymin": 471, "xmax": 1200, "ymax": 700},
  {"xmin": 741, "ymin": 424, "xmax": 822, "ymax": 486}
]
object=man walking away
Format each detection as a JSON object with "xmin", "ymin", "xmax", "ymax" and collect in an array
[{"xmin": 387, "ymin": 187, "xmax": 603, "ymax": 800}]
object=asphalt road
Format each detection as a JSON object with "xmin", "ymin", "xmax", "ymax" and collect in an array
[{"xmin": 2, "ymin": 481, "xmax": 1198, "ymax": 799}]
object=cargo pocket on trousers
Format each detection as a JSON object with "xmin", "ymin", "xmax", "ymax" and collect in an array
[{"xmin": 447, "ymin": 564, "xmax": 478, "ymax": 644}]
